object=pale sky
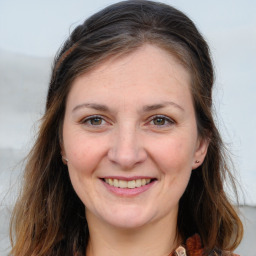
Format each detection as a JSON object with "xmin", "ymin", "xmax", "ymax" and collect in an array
[
  {"xmin": 0, "ymin": 0, "xmax": 256, "ymax": 205},
  {"xmin": 1, "ymin": 0, "xmax": 255, "ymax": 57}
]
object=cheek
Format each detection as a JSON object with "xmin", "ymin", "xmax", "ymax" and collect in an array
[
  {"xmin": 71, "ymin": 146, "xmax": 101, "ymax": 178},
  {"xmin": 63, "ymin": 127, "xmax": 107, "ymax": 177},
  {"xmin": 63, "ymin": 132, "xmax": 107, "ymax": 204},
  {"xmin": 158, "ymin": 139, "xmax": 194, "ymax": 197},
  {"xmin": 151, "ymin": 137, "xmax": 195, "ymax": 174}
]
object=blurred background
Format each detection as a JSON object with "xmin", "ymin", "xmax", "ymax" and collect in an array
[{"xmin": 0, "ymin": 0, "xmax": 255, "ymax": 255}]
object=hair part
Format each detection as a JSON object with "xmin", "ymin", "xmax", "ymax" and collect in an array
[{"xmin": 10, "ymin": 1, "xmax": 243, "ymax": 255}]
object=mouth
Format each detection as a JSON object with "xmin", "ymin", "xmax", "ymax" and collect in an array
[{"xmin": 102, "ymin": 178, "xmax": 156, "ymax": 189}]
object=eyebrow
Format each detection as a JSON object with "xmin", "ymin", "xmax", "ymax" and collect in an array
[
  {"xmin": 72, "ymin": 103, "xmax": 109, "ymax": 112},
  {"xmin": 72, "ymin": 101, "xmax": 184, "ymax": 113},
  {"xmin": 142, "ymin": 101, "xmax": 184, "ymax": 112}
]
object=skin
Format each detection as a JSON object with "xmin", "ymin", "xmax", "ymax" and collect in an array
[{"xmin": 62, "ymin": 44, "xmax": 208, "ymax": 256}]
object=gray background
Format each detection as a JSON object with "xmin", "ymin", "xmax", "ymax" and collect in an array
[{"xmin": 0, "ymin": 0, "xmax": 255, "ymax": 255}]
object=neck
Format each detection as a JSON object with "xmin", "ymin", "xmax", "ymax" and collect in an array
[{"xmin": 85, "ymin": 211, "xmax": 180, "ymax": 256}]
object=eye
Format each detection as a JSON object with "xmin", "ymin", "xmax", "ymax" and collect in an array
[
  {"xmin": 152, "ymin": 117, "xmax": 166, "ymax": 126},
  {"xmin": 81, "ymin": 115, "xmax": 106, "ymax": 126},
  {"xmin": 149, "ymin": 115, "xmax": 174, "ymax": 127}
]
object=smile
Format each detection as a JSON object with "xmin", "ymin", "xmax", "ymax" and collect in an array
[{"xmin": 104, "ymin": 178, "xmax": 152, "ymax": 189}]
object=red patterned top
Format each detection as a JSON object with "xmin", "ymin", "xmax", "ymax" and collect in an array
[{"xmin": 171, "ymin": 234, "xmax": 239, "ymax": 256}]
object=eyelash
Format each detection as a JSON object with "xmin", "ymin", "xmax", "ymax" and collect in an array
[
  {"xmin": 80, "ymin": 115, "xmax": 175, "ymax": 128},
  {"xmin": 148, "ymin": 115, "xmax": 175, "ymax": 127},
  {"xmin": 81, "ymin": 115, "xmax": 107, "ymax": 126}
]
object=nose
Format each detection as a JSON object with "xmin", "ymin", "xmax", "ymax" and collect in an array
[{"xmin": 107, "ymin": 126, "xmax": 147, "ymax": 169}]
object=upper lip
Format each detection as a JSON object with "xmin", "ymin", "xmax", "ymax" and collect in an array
[{"xmin": 100, "ymin": 176, "xmax": 156, "ymax": 181}]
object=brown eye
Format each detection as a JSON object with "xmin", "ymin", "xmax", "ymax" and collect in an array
[
  {"xmin": 149, "ymin": 115, "xmax": 174, "ymax": 127},
  {"xmin": 89, "ymin": 117, "xmax": 103, "ymax": 125},
  {"xmin": 81, "ymin": 116, "xmax": 106, "ymax": 126},
  {"xmin": 153, "ymin": 117, "xmax": 166, "ymax": 126}
]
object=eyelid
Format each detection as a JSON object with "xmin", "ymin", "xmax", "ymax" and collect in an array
[
  {"xmin": 148, "ymin": 115, "xmax": 175, "ymax": 126},
  {"xmin": 79, "ymin": 114, "xmax": 175, "ymax": 128},
  {"xmin": 80, "ymin": 115, "xmax": 108, "ymax": 126}
]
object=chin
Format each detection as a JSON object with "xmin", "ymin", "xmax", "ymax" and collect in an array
[
  {"xmin": 100, "ymin": 207, "xmax": 153, "ymax": 229},
  {"xmin": 106, "ymin": 217, "xmax": 149, "ymax": 230}
]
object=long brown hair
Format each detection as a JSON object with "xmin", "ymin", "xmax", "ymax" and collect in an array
[{"xmin": 10, "ymin": 1, "xmax": 243, "ymax": 255}]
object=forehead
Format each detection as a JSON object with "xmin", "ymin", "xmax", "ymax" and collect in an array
[{"xmin": 66, "ymin": 44, "xmax": 192, "ymax": 109}]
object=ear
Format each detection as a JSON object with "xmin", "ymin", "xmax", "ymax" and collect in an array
[
  {"xmin": 59, "ymin": 124, "xmax": 68, "ymax": 164},
  {"xmin": 60, "ymin": 145, "xmax": 68, "ymax": 165},
  {"xmin": 192, "ymin": 137, "xmax": 209, "ymax": 170}
]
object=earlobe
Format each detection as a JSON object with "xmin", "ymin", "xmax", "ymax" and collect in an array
[
  {"xmin": 61, "ymin": 155, "xmax": 69, "ymax": 165},
  {"xmin": 61, "ymin": 148, "xmax": 68, "ymax": 165},
  {"xmin": 192, "ymin": 138, "xmax": 209, "ymax": 169}
]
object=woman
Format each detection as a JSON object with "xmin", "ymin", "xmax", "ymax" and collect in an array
[{"xmin": 10, "ymin": 1, "xmax": 243, "ymax": 255}]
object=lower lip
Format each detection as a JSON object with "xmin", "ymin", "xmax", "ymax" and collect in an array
[{"xmin": 101, "ymin": 180, "xmax": 156, "ymax": 196}]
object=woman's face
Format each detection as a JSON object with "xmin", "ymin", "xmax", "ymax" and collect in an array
[{"xmin": 62, "ymin": 44, "xmax": 208, "ymax": 229}]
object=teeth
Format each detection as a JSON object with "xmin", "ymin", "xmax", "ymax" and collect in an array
[
  {"xmin": 114, "ymin": 179, "xmax": 118, "ymax": 187},
  {"xmin": 128, "ymin": 180, "xmax": 135, "ymax": 188},
  {"xmin": 109, "ymin": 179, "xmax": 113, "ymax": 186},
  {"xmin": 135, "ymin": 179, "xmax": 141, "ymax": 187},
  {"xmin": 119, "ymin": 180, "xmax": 127, "ymax": 188},
  {"xmin": 104, "ymin": 178, "xmax": 152, "ymax": 189}
]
